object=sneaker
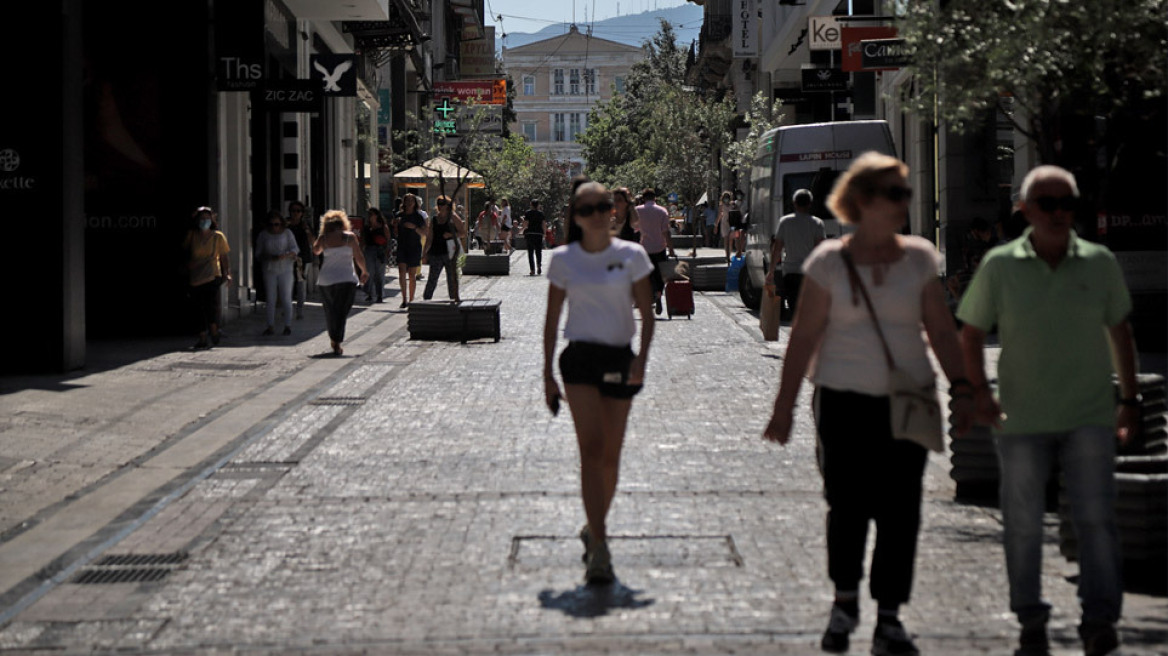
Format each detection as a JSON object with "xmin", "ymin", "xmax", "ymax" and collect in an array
[
  {"xmin": 1079, "ymin": 621, "xmax": 1119, "ymax": 656},
  {"xmin": 282, "ymin": 326, "xmax": 292, "ymax": 336},
  {"xmin": 871, "ymin": 619, "xmax": 919, "ymax": 656},
  {"xmin": 584, "ymin": 540, "xmax": 614, "ymax": 585},
  {"xmin": 820, "ymin": 604, "xmax": 858, "ymax": 653},
  {"xmin": 579, "ymin": 524, "xmax": 593, "ymax": 563}
]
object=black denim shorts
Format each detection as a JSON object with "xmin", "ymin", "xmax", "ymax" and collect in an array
[{"xmin": 559, "ymin": 341, "xmax": 642, "ymax": 399}]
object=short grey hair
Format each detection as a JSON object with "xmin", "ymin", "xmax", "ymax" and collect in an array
[
  {"xmin": 793, "ymin": 188, "xmax": 813, "ymax": 207},
  {"xmin": 1019, "ymin": 165, "xmax": 1079, "ymax": 202}
]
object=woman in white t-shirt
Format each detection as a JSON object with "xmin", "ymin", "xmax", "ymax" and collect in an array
[
  {"xmin": 543, "ymin": 178, "xmax": 656, "ymax": 586},
  {"xmin": 762, "ymin": 153, "xmax": 973, "ymax": 656},
  {"xmin": 498, "ymin": 198, "xmax": 513, "ymax": 254}
]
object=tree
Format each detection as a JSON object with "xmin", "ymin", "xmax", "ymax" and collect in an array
[
  {"xmin": 723, "ymin": 91, "xmax": 782, "ymax": 184},
  {"xmin": 900, "ymin": 0, "xmax": 1167, "ymax": 162}
]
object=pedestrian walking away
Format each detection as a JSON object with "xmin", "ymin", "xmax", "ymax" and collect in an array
[
  {"xmin": 421, "ymin": 195, "xmax": 465, "ymax": 302},
  {"xmin": 395, "ymin": 193, "xmax": 427, "ymax": 308},
  {"xmin": 768, "ymin": 188, "xmax": 826, "ymax": 317},
  {"xmin": 286, "ymin": 201, "xmax": 313, "ymax": 318},
  {"xmin": 611, "ymin": 187, "xmax": 640, "ymax": 242},
  {"xmin": 312, "ymin": 209, "xmax": 369, "ymax": 357},
  {"xmin": 957, "ymin": 165, "xmax": 1139, "ymax": 656},
  {"xmin": 182, "ymin": 206, "xmax": 231, "ymax": 349},
  {"xmin": 543, "ymin": 178, "xmax": 656, "ymax": 585},
  {"xmin": 255, "ymin": 209, "xmax": 299, "ymax": 336},
  {"xmin": 523, "ymin": 199, "xmax": 547, "ymax": 275},
  {"xmin": 762, "ymin": 152, "xmax": 973, "ymax": 656},
  {"xmin": 635, "ymin": 188, "xmax": 675, "ymax": 315},
  {"xmin": 361, "ymin": 207, "xmax": 391, "ymax": 303}
]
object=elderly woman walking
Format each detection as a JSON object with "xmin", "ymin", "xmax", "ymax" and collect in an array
[{"xmin": 762, "ymin": 152, "xmax": 973, "ymax": 656}]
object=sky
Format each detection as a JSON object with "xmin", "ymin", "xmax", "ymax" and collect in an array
[{"xmin": 483, "ymin": 0, "xmax": 691, "ymax": 36}]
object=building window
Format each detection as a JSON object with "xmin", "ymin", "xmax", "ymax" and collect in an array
[
  {"xmin": 569, "ymin": 69, "xmax": 580, "ymax": 95},
  {"xmin": 553, "ymin": 113, "xmax": 566, "ymax": 141},
  {"xmin": 522, "ymin": 121, "xmax": 537, "ymax": 141},
  {"xmin": 614, "ymin": 76, "xmax": 626, "ymax": 94},
  {"xmin": 568, "ymin": 113, "xmax": 584, "ymax": 140},
  {"xmin": 584, "ymin": 69, "xmax": 598, "ymax": 95},
  {"xmin": 553, "ymin": 69, "xmax": 564, "ymax": 95},
  {"xmin": 523, "ymin": 75, "xmax": 535, "ymax": 96}
]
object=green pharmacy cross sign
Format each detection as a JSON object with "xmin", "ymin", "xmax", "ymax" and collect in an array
[{"xmin": 433, "ymin": 99, "xmax": 457, "ymax": 135}]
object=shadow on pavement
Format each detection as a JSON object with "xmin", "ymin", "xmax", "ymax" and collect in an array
[{"xmin": 538, "ymin": 582, "xmax": 654, "ymax": 618}]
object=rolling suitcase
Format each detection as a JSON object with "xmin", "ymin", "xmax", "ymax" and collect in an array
[{"xmin": 665, "ymin": 279, "xmax": 694, "ymax": 319}]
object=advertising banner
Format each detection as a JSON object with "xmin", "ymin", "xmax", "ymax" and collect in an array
[
  {"xmin": 311, "ymin": 54, "xmax": 358, "ymax": 96},
  {"xmin": 841, "ymin": 26, "xmax": 898, "ymax": 72},
  {"xmin": 460, "ymin": 27, "xmax": 496, "ymax": 78},
  {"xmin": 801, "ymin": 68, "xmax": 848, "ymax": 93},
  {"xmin": 215, "ymin": 0, "xmax": 264, "ymax": 90},
  {"xmin": 432, "ymin": 80, "xmax": 507, "ymax": 105}
]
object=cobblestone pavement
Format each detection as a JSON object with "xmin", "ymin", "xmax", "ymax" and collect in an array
[{"xmin": 0, "ymin": 252, "xmax": 1164, "ymax": 654}]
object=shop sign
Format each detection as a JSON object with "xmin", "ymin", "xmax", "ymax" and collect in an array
[
  {"xmin": 258, "ymin": 80, "xmax": 323, "ymax": 113},
  {"xmin": 432, "ymin": 80, "xmax": 507, "ymax": 105},
  {"xmin": 808, "ymin": 16, "xmax": 841, "ymax": 51},
  {"xmin": 860, "ymin": 38, "xmax": 909, "ymax": 70},
  {"xmin": 460, "ymin": 27, "xmax": 496, "ymax": 78},
  {"xmin": 216, "ymin": 0, "xmax": 264, "ymax": 91},
  {"xmin": 841, "ymin": 26, "xmax": 898, "ymax": 72},
  {"xmin": 733, "ymin": 0, "xmax": 758, "ymax": 58},
  {"xmin": 801, "ymin": 67, "xmax": 848, "ymax": 93},
  {"xmin": 311, "ymin": 54, "xmax": 358, "ymax": 97}
]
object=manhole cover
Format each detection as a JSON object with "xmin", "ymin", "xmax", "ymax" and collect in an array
[{"xmin": 509, "ymin": 534, "xmax": 743, "ymax": 570}]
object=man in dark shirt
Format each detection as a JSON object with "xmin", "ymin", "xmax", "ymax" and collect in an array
[{"xmin": 523, "ymin": 199, "xmax": 546, "ymax": 275}]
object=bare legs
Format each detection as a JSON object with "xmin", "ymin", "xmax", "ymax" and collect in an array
[
  {"xmin": 397, "ymin": 263, "xmax": 417, "ymax": 307},
  {"xmin": 564, "ymin": 384, "xmax": 632, "ymax": 544}
]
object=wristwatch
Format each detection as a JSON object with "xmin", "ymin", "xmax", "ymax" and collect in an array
[{"xmin": 1118, "ymin": 394, "xmax": 1143, "ymax": 407}]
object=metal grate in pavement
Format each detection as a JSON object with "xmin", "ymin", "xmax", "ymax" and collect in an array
[
  {"xmin": 71, "ymin": 552, "xmax": 189, "ymax": 584},
  {"xmin": 308, "ymin": 396, "xmax": 367, "ymax": 406}
]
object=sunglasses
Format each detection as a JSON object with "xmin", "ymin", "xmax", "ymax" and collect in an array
[
  {"xmin": 877, "ymin": 185, "xmax": 913, "ymax": 203},
  {"xmin": 1032, "ymin": 195, "xmax": 1078, "ymax": 213},
  {"xmin": 575, "ymin": 200, "xmax": 614, "ymax": 217}
]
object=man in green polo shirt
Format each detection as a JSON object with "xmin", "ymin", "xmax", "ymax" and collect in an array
[{"xmin": 957, "ymin": 165, "xmax": 1140, "ymax": 656}]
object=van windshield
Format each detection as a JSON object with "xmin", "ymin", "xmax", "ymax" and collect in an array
[{"xmin": 782, "ymin": 170, "xmax": 840, "ymax": 220}]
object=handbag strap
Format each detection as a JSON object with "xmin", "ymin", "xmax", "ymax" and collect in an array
[{"xmin": 840, "ymin": 247, "xmax": 897, "ymax": 371}]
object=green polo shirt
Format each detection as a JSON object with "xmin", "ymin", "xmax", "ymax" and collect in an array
[{"xmin": 957, "ymin": 228, "xmax": 1131, "ymax": 434}]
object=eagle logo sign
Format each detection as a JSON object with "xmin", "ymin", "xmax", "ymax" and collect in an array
[{"xmin": 314, "ymin": 59, "xmax": 353, "ymax": 93}]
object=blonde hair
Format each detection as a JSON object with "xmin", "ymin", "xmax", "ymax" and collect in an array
[
  {"xmin": 319, "ymin": 209, "xmax": 351, "ymax": 236},
  {"xmin": 826, "ymin": 152, "xmax": 910, "ymax": 224}
]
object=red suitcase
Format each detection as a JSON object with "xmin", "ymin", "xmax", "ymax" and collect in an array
[{"xmin": 665, "ymin": 279, "xmax": 694, "ymax": 319}]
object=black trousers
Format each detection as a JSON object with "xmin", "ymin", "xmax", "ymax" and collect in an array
[
  {"xmin": 189, "ymin": 281, "xmax": 221, "ymax": 334},
  {"xmin": 320, "ymin": 282, "xmax": 357, "ymax": 343},
  {"xmin": 816, "ymin": 386, "xmax": 928, "ymax": 606},
  {"xmin": 526, "ymin": 234, "xmax": 543, "ymax": 273},
  {"xmin": 647, "ymin": 249, "xmax": 669, "ymax": 297}
]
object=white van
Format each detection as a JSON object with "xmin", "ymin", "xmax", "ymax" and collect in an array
[{"xmin": 739, "ymin": 120, "xmax": 897, "ymax": 309}]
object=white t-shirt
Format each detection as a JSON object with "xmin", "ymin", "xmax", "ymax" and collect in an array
[
  {"xmin": 547, "ymin": 239, "xmax": 654, "ymax": 347},
  {"xmin": 804, "ymin": 237, "xmax": 941, "ymax": 396},
  {"xmin": 501, "ymin": 206, "xmax": 512, "ymax": 228}
]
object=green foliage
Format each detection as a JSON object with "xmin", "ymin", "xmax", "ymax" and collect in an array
[
  {"xmin": 900, "ymin": 0, "xmax": 1167, "ymax": 152},
  {"xmin": 723, "ymin": 91, "xmax": 783, "ymax": 182},
  {"xmin": 468, "ymin": 133, "xmax": 572, "ymax": 216},
  {"xmin": 579, "ymin": 19, "xmax": 738, "ymax": 204}
]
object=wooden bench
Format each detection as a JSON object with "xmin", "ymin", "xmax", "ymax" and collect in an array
[
  {"xmin": 408, "ymin": 299, "xmax": 501, "ymax": 343},
  {"xmin": 462, "ymin": 253, "xmax": 510, "ymax": 276}
]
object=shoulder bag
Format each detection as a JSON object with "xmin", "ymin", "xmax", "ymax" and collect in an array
[{"xmin": 840, "ymin": 248, "xmax": 944, "ymax": 452}]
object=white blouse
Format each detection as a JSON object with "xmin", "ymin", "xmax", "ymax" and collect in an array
[{"xmin": 804, "ymin": 237, "xmax": 941, "ymax": 396}]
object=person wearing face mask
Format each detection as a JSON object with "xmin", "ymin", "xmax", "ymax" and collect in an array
[
  {"xmin": 183, "ymin": 206, "xmax": 231, "ymax": 349},
  {"xmin": 255, "ymin": 210, "xmax": 299, "ymax": 336}
]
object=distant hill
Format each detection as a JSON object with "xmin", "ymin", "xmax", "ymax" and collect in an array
[{"xmin": 498, "ymin": 3, "xmax": 702, "ymax": 52}]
